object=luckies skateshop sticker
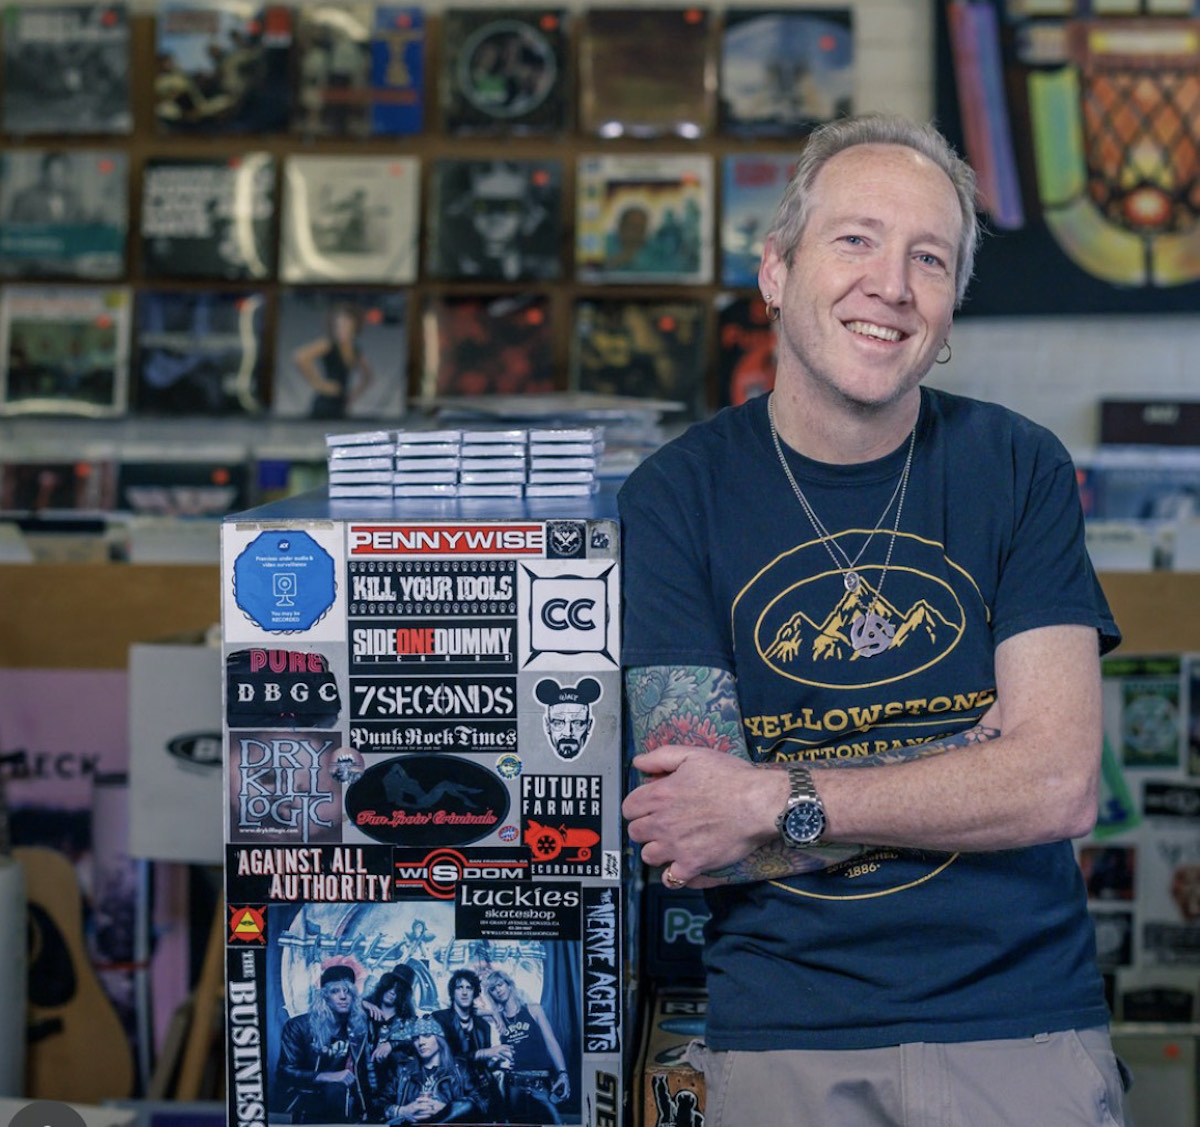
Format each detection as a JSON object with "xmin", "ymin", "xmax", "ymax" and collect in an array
[{"xmin": 232, "ymin": 530, "xmax": 336, "ymax": 633}]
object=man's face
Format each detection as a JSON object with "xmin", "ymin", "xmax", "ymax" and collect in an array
[
  {"xmin": 327, "ymin": 982, "xmax": 353, "ymax": 1014},
  {"xmin": 472, "ymin": 197, "xmax": 523, "ymax": 244},
  {"xmin": 454, "ymin": 978, "xmax": 476, "ymax": 1009},
  {"xmin": 414, "ymin": 1033, "xmax": 439, "ymax": 1061},
  {"xmin": 546, "ymin": 703, "xmax": 592, "ymax": 758},
  {"xmin": 759, "ymin": 143, "xmax": 960, "ymax": 418}
]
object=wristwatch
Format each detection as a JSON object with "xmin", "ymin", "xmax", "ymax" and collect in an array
[{"xmin": 776, "ymin": 763, "xmax": 827, "ymax": 848}]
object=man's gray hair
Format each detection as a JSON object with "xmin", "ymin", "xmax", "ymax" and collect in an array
[{"xmin": 765, "ymin": 113, "xmax": 980, "ymax": 306}]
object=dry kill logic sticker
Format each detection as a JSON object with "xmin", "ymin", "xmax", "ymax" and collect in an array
[{"xmin": 228, "ymin": 731, "xmax": 341, "ymax": 845}]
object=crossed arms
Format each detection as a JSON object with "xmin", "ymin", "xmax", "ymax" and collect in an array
[{"xmin": 622, "ymin": 623, "xmax": 1104, "ymax": 886}]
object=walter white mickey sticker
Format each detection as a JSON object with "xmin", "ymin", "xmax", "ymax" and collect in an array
[{"xmin": 535, "ymin": 676, "xmax": 602, "ymax": 761}]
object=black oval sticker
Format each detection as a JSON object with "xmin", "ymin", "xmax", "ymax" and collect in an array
[{"xmin": 345, "ymin": 754, "xmax": 510, "ymax": 847}]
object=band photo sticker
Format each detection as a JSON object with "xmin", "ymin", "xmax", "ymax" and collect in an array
[
  {"xmin": 222, "ymin": 523, "xmax": 346, "ymax": 643},
  {"xmin": 517, "ymin": 560, "xmax": 619, "ymax": 670},
  {"xmin": 254, "ymin": 899, "xmax": 586, "ymax": 1124}
]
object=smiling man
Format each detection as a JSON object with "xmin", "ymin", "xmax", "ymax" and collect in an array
[{"xmin": 619, "ymin": 114, "xmax": 1129, "ymax": 1126}]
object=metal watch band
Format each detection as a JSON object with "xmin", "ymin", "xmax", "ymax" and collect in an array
[{"xmin": 785, "ymin": 763, "xmax": 819, "ymax": 807}]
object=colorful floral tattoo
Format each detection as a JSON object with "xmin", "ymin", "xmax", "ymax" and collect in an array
[{"xmin": 626, "ymin": 665, "xmax": 748, "ymax": 760}]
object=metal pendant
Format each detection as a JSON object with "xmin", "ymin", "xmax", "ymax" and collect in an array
[
  {"xmin": 843, "ymin": 571, "xmax": 861, "ymax": 592},
  {"xmin": 850, "ymin": 610, "xmax": 895, "ymax": 657}
]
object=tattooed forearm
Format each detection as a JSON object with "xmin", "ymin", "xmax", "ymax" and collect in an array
[
  {"xmin": 706, "ymin": 838, "xmax": 868, "ymax": 881},
  {"xmin": 822, "ymin": 723, "xmax": 1002, "ymax": 770},
  {"xmin": 626, "ymin": 666, "xmax": 750, "ymax": 760},
  {"xmin": 702, "ymin": 721, "xmax": 1003, "ymax": 885}
]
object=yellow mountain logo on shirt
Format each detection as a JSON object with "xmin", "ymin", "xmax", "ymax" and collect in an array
[{"xmin": 764, "ymin": 579, "xmax": 958, "ymax": 665}]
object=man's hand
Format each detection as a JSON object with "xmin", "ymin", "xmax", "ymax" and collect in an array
[
  {"xmin": 316, "ymin": 1068, "xmax": 355, "ymax": 1086},
  {"xmin": 623, "ymin": 744, "xmax": 786, "ymax": 883}
]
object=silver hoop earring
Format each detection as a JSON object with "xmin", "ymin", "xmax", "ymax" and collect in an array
[
  {"xmin": 935, "ymin": 339, "xmax": 952, "ymax": 365},
  {"xmin": 763, "ymin": 296, "xmax": 780, "ymax": 322}
]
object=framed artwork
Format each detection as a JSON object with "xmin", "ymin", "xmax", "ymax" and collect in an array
[{"xmin": 935, "ymin": 0, "xmax": 1200, "ymax": 316}]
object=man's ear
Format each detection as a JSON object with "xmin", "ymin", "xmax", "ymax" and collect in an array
[{"xmin": 759, "ymin": 234, "xmax": 788, "ymax": 301}]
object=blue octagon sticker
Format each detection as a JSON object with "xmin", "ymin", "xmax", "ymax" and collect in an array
[{"xmin": 233, "ymin": 531, "xmax": 336, "ymax": 633}]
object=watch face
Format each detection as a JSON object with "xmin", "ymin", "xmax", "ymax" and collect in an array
[{"xmin": 784, "ymin": 801, "xmax": 825, "ymax": 846}]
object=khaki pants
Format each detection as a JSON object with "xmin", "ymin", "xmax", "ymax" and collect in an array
[{"xmin": 690, "ymin": 1027, "xmax": 1132, "ymax": 1127}]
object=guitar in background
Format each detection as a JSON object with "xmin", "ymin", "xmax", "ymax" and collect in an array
[{"xmin": 14, "ymin": 839, "xmax": 135, "ymax": 1101}]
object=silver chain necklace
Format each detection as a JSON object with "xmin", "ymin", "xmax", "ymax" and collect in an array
[{"xmin": 767, "ymin": 393, "xmax": 916, "ymax": 658}]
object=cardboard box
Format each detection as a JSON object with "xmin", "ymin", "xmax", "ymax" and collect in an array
[
  {"xmin": 637, "ymin": 986, "xmax": 707, "ymax": 1127},
  {"xmin": 128, "ymin": 634, "xmax": 223, "ymax": 863}
]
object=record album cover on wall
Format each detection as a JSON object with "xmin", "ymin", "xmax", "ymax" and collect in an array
[
  {"xmin": 719, "ymin": 7, "xmax": 854, "ymax": 138},
  {"xmin": 720, "ymin": 151, "xmax": 795, "ymax": 288},
  {"xmin": 440, "ymin": 7, "xmax": 570, "ymax": 135},
  {"xmin": 1, "ymin": 1, "xmax": 132, "ymax": 135},
  {"xmin": 0, "ymin": 283, "xmax": 131, "ymax": 417},
  {"xmin": 715, "ymin": 292, "xmax": 776, "ymax": 409},
  {"xmin": 579, "ymin": 6, "xmax": 715, "ymax": 139},
  {"xmin": 153, "ymin": 0, "xmax": 293, "ymax": 135},
  {"xmin": 279, "ymin": 154, "xmax": 420, "ymax": 284},
  {"xmin": 140, "ymin": 153, "xmax": 276, "ymax": 280},
  {"xmin": 570, "ymin": 297, "xmax": 708, "ymax": 419},
  {"xmin": 368, "ymin": 5, "xmax": 425, "ymax": 135},
  {"xmin": 272, "ymin": 287, "xmax": 409, "ymax": 421},
  {"xmin": 0, "ymin": 148, "xmax": 128, "ymax": 280},
  {"xmin": 428, "ymin": 158, "xmax": 563, "ymax": 283},
  {"xmin": 420, "ymin": 292, "xmax": 554, "ymax": 404},
  {"xmin": 132, "ymin": 288, "xmax": 266, "ymax": 416},
  {"xmin": 0, "ymin": 458, "xmax": 117, "ymax": 513},
  {"xmin": 291, "ymin": 0, "xmax": 373, "ymax": 138},
  {"xmin": 576, "ymin": 152, "xmax": 713, "ymax": 285}
]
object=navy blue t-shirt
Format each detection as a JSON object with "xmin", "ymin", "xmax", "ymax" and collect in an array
[{"xmin": 619, "ymin": 388, "xmax": 1121, "ymax": 1050}]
